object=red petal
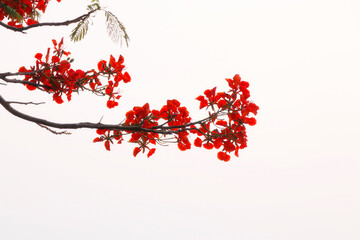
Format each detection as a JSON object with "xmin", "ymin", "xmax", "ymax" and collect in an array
[
  {"xmin": 133, "ymin": 147, "xmax": 141, "ymax": 157},
  {"xmin": 104, "ymin": 141, "xmax": 111, "ymax": 151},
  {"xmin": 35, "ymin": 53, "xmax": 43, "ymax": 61},
  {"xmin": 96, "ymin": 129, "xmax": 107, "ymax": 135},
  {"xmin": 147, "ymin": 148, "xmax": 156, "ymax": 158},
  {"xmin": 123, "ymin": 72, "xmax": 131, "ymax": 83}
]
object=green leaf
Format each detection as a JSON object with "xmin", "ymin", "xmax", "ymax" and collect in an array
[
  {"xmin": 29, "ymin": 9, "xmax": 41, "ymax": 22},
  {"xmin": 104, "ymin": 11, "xmax": 130, "ymax": 46},
  {"xmin": 0, "ymin": 3, "xmax": 23, "ymax": 23},
  {"xmin": 69, "ymin": 18, "xmax": 90, "ymax": 42},
  {"xmin": 87, "ymin": 3, "xmax": 100, "ymax": 12}
]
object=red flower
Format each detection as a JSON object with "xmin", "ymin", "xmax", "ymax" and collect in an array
[
  {"xmin": 217, "ymin": 99, "xmax": 227, "ymax": 108},
  {"xmin": 58, "ymin": 60, "xmax": 71, "ymax": 74},
  {"xmin": 25, "ymin": 82, "xmax": 37, "ymax": 91},
  {"xmin": 53, "ymin": 93, "xmax": 64, "ymax": 104},
  {"xmin": 97, "ymin": 60, "xmax": 107, "ymax": 72},
  {"xmin": 194, "ymin": 137, "xmax": 202, "ymax": 148},
  {"xmin": 129, "ymin": 132, "xmax": 142, "ymax": 142},
  {"xmin": 223, "ymin": 141, "xmax": 235, "ymax": 152},
  {"xmin": 203, "ymin": 142, "xmax": 214, "ymax": 150},
  {"xmin": 26, "ymin": 19, "xmax": 38, "ymax": 25},
  {"xmin": 195, "ymin": 95, "xmax": 208, "ymax": 109},
  {"xmin": 247, "ymin": 102, "xmax": 259, "ymax": 115},
  {"xmin": 217, "ymin": 151, "xmax": 231, "ymax": 162},
  {"xmin": 52, "ymin": 56, "xmax": 60, "ymax": 63},
  {"xmin": 35, "ymin": 53, "xmax": 43, "ymax": 62},
  {"xmin": 233, "ymin": 74, "xmax": 241, "ymax": 85},
  {"xmin": 107, "ymin": 100, "xmax": 118, "ymax": 109}
]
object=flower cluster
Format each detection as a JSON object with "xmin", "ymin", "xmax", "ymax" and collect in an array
[
  {"xmin": 0, "ymin": 0, "xmax": 61, "ymax": 27},
  {"xmin": 93, "ymin": 99, "xmax": 192, "ymax": 157},
  {"xmin": 193, "ymin": 74, "xmax": 259, "ymax": 161},
  {"xmin": 93, "ymin": 74, "xmax": 259, "ymax": 162},
  {"xmin": 19, "ymin": 38, "xmax": 131, "ymax": 108},
  {"xmin": 2, "ymin": 1, "xmax": 258, "ymax": 162}
]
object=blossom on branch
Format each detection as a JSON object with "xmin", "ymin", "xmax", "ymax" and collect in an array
[{"xmin": 0, "ymin": 1, "xmax": 259, "ymax": 162}]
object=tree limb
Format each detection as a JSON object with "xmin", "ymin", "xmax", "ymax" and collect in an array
[
  {"xmin": 0, "ymin": 9, "xmax": 98, "ymax": 33},
  {"xmin": 0, "ymin": 76, "xmax": 51, "ymax": 90},
  {"xmin": 0, "ymin": 94, "xmax": 207, "ymax": 135}
]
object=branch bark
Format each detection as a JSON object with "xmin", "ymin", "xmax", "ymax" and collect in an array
[
  {"xmin": 0, "ymin": 76, "xmax": 51, "ymax": 90},
  {"xmin": 0, "ymin": 94, "xmax": 205, "ymax": 135},
  {"xmin": 0, "ymin": 9, "xmax": 97, "ymax": 33}
]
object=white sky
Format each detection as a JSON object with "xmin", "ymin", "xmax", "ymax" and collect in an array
[{"xmin": 1, "ymin": 0, "xmax": 359, "ymax": 239}]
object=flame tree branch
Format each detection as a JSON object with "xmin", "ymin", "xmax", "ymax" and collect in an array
[
  {"xmin": 0, "ymin": 9, "xmax": 98, "ymax": 33},
  {"xmin": 0, "ymin": 94, "xmax": 212, "ymax": 135}
]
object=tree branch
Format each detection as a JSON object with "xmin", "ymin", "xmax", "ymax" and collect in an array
[
  {"xmin": 0, "ymin": 94, "xmax": 208, "ymax": 135},
  {"xmin": 0, "ymin": 9, "xmax": 98, "ymax": 33},
  {"xmin": 0, "ymin": 76, "xmax": 51, "ymax": 90}
]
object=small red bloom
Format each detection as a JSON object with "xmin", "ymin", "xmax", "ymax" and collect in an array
[
  {"xmin": 217, "ymin": 151, "xmax": 231, "ymax": 162},
  {"xmin": 25, "ymin": 82, "xmax": 37, "ymax": 91},
  {"xmin": 203, "ymin": 142, "xmax": 214, "ymax": 150},
  {"xmin": 26, "ymin": 19, "xmax": 38, "ymax": 25},
  {"xmin": 58, "ymin": 60, "xmax": 71, "ymax": 73},
  {"xmin": 245, "ymin": 117, "xmax": 257, "ymax": 126},
  {"xmin": 194, "ymin": 137, "xmax": 202, "ymax": 148},
  {"xmin": 52, "ymin": 56, "xmax": 60, "ymax": 63},
  {"xmin": 35, "ymin": 53, "xmax": 43, "ymax": 62},
  {"xmin": 217, "ymin": 99, "xmax": 227, "ymax": 108},
  {"xmin": 223, "ymin": 141, "xmax": 236, "ymax": 152},
  {"xmin": 97, "ymin": 60, "xmax": 107, "ymax": 72},
  {"xmin": 107, "ymin": 100, "xmax": 118, "ymax": 109},
  {"xmin": 196, "ymin": 95, "xmax": 208, "ymax": 109},
  {"xmin": 53, "ymin": 93, "xmax": 64, "ymax": 104}
]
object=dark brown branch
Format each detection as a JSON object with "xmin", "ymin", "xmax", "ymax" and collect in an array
[
  {"xmin": 0, "ymin": 76, "xmax": 51, "ymax": 90},
  {"xmin": 0, "ymin": 94, "xmax": 208, "ymax": 135},
  {"xmin": 0, "ymin": 9, "xmax": 97, "ymax": 33},
  {"xmin": 0, "ymin": 69, "xmax": 44, "ymax": 77}
]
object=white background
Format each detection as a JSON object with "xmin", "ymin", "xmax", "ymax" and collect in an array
[{"xmin": 1, "ymin": 0, "xmax": 359, "ymax": 239}]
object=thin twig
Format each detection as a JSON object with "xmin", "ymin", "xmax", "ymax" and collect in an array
[
  {"xmin": 8, "ymin": 101, "xmax": 45, "ymax": 105},
  {"xmin": 37, "ymin": 123, "xmax": 72, "ymax": 135}
]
